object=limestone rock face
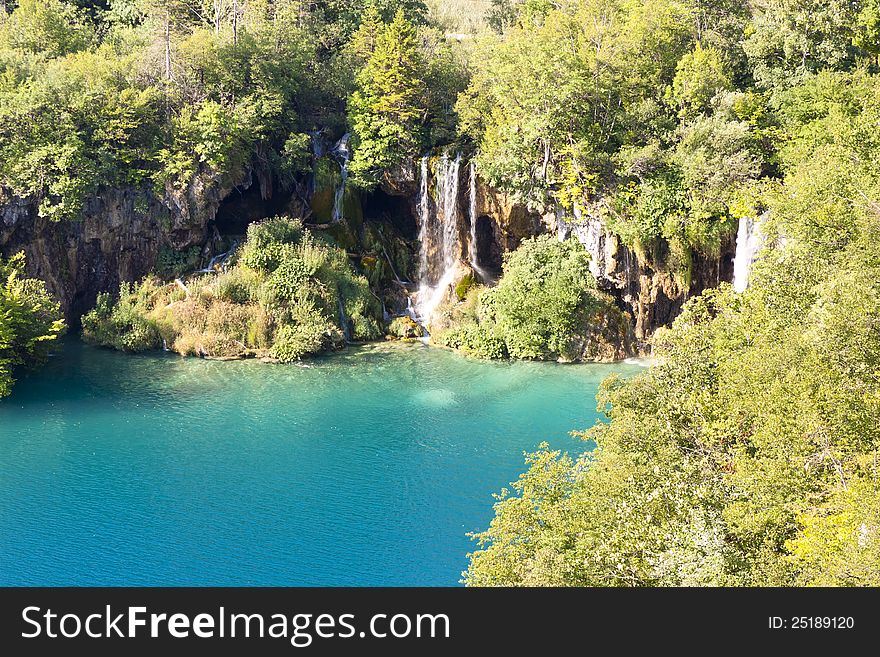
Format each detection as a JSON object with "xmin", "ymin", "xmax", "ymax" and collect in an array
[
  {"xmin": 564, "ymin": 304, "xmax": 636, "ymax": 363},
  {"xmin": 381, "ymin": 160, "xmax": 419, "ymax": 198},
  {"xmin": 0, "ymin": 166, "xmax": 246, "ymax": 324},
  {"xmin": 556, "ymin": 204, "xmax": 735, "ymax": 354},
  {"xmin": 1, "ymin": 148, "xmax": 735, "ymax": 359},
  {"xmin": 469, "ymin": 181, "xmax": 553, "ymax": 266}
]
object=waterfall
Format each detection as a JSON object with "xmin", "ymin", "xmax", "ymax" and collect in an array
[
  {"xmin": 468, "ymin": 161, "xmax": 480, "ymax": 272},
  {"xmin": 624, "ymin": 246, "xmax": 637, "ymax": 300},
  {"xmin": 467, "ymin": 161, "xmax": 491, "ymax": 282},
  {"xmin": 415, "ymin": 154, "xmax": 465, "ymax": 323},
  {"xmin": 437, "ymin": 153, "xmax": 462, "ymax": 271},
  {"xmin": 331, "ymin": 133, "xmax": 351, "ymax": 223},
  {"xmin": 196, "ymin": 240, "xmax": 239, "ymax": 274},
  {"xmin": 310, "ymin": 130, "xmax": 326, "ymax": 159},
  {"xmin": 417, "ymin": 156, "xmax": 431, "ymax": 302},
  {"xmin": 732, "ymin": 215, "xmax": 764, "ymax": 293}
]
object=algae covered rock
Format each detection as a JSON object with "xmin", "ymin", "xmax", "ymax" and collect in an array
[{"xmin": 387, "ymin": 316, "xmax": 425, "ymax": 339}]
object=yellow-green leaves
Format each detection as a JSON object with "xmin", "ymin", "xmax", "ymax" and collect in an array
[{"xmin": 0, "ymin": 252, "xmax": 65, "ymax": 398}]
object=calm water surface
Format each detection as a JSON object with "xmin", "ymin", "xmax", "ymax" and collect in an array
[{"xmin": 0, "ymin": 339, "xmax": 642, "ymax": 585}]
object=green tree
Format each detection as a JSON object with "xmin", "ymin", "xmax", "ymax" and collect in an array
[
  {"xmin": 347, "ymin": 10, "xmax": 426, "ymax": 187},
  {"xmin": 0, "ymin": 0, "xmax": 93, "ymax": 56},
  {"xmin": 435, "ymin": 235, "xmax": 630, "ymax": 361},
  {"xmin": 0, "ymin": 252, "xmax": 66, "ymax": 398},
  {"xmin": 743, "ymin": 0, "xmax": 865, "ymax": 90},
  {"xmin": 668, "ymin": 42, "xmax": 732, "ymax": 118}
]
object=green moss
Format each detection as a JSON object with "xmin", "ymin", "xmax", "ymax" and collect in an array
[
  {"xmin": 455, "ymin": 272, "xmax": 475, "ymax": 301},
  {"xmin": 324, "ymin": 219, "xmax": 359, "ymax": 251},
  {"xmin": 311, "ymin": 157, "xmax": 341, "ymax": 224},
  {"xmin": 342, "ymin": 186, "xmax": 363, "ymax": 227},
  {"xmin": 156, "ymin": 246, "xmax": 201, "ymax": 278}
]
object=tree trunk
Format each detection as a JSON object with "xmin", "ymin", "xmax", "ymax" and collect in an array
[
  {"xmin": 232, "ymin": 0, "xmax": 239, "ymax": 45},
  {"xmin": 165, "ymin": 12, "xmax": 172, "ymax": 81}
]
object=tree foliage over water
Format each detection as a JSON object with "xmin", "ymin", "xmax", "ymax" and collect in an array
[
  {"xmin": 0, "ymin": 252, "xmax": 65, "ymax": 398},
  {"xmin": 464, "ymin": 69, "xmax": 880, "ymax": 587}
]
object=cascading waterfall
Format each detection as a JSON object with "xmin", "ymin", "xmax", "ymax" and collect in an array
[
  {"xmin": 308, "ymin": 131, "xmax": 325, "ymax": 197},
  {"xmin": 625, "ymin": 247, "xmax": 638, "ymax": 299},
  {"xmin": 437, "ymin": 153, "xmax": 462, "ymax": 270},
  {"xmin": 468, "ymin": 161, "xmax": 480, "ymax": 273},
  {"xmin": 467, "ymin": 161, "xmax": 492, "ymax": 282},
  {"xmin": 331, "ymin": 133, "xmax": 350, "ymax": 223},
  {"xmin": 732, "ymin": 215, "xmax": 764, "ymax": 293},
  {"xmin": 415, "ymin": 154, "xmax": 465, "ymax": 324},
  {"xmin": 196, "ymin": 240, "xmax": 239, "ymax": 274},
  {"xmin": 416, "ymin": 156, "xmax": 431, "ymax": 304}
]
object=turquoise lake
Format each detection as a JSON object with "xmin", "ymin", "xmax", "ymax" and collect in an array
[{"xmin": 0, "ymin": 339, "xmax": 642, "ymax": 586}]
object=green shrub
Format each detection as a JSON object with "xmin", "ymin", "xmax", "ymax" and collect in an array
[
  {"xmin": 387, "ymin": 316, "xmax": 425, "ymax": 339},
  {"xmin": 0, "ymin": 252, "xmax": 66, "ymax": 397},
  {"xmin": 432, "ymin": 235, "xmax": 622, "ymax": 361},
  {"xmin": 454, "ymin": 272, "xmax": 475, "ymax": 301},
  {"xmin": 81, "ymin": 280, "xmax": 164, "ymax": 352},
  {"xmin": 269, "ymin": 303, "xmax": 334, "ymax": 363},
  {"xmin": 82, "ymin": 216, "xmax": 381, "ymax": 361}
]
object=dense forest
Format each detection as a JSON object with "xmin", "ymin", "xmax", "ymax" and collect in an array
[{"xmin": 0, "ymin": 0, "xmax": 878, "ymax": 585}]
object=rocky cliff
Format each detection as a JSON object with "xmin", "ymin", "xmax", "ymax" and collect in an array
[
  {"xmin": 0, "ymin": 168, "xmax": 278, "ymax": 325},
  {"xmin": 557, "ymin": 208, "xmax": 735, "ymax": 353},
  {"xmin": 0, "ymin": 150, "xmax": 735, "ymax": 354},
  {"xmin": 380, "ymin": 156, "xmax": 735, "ymax": 356}
]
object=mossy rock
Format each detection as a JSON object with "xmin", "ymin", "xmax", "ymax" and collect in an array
[
  {"xmin": 325, "ymin": 219, "xmax": 358, "ymax": 251},
  {"xmin": 341, "ymin": 186, "xmax": 363, "ymax": 227},
  {"xmin": 310, "ymin": 156, "xmax": 364, "ymax": 227},
  {"xmin": 387, "ymin": 316, "xmax": 425, "ymax": 339},
  {"xmin": 311, "ymin": 157, "xmax": 341, "ymax": 224},
  {"xmin": 455, "ymin": 272, "xmax": 475, "ymax": 301}
]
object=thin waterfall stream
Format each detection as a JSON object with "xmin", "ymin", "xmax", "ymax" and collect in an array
[{"xmin": 732, "ymin": 214, "xmax": 765, "ymax": 293}]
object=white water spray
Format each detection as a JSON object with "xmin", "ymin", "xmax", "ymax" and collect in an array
[
  {"xmin": 468, "ymin": 161, "xmax": 479, "ymax": 271},
  {"xmin": 196, "ymin": 240, "xmax": 239, "ymax": 274},
  {"xmin": 414, "ymin": 154, "xmax": 465, "ymax": 324},
  {"xmin": 331, "ymin": 133, "xmax": 350, "ymax": 224},
  {"xmin": 467, "ymin": 161, "xmax": 492, "ymax": 282},
  {"xmin": 732, "ymin": 215, "xmax": 764, "ymax": 293}
]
